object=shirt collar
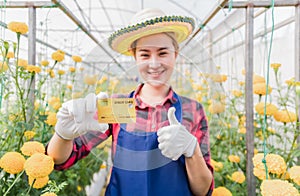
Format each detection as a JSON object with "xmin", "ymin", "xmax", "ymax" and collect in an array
[{"xmin": 133, "ymin": 83, "xmax": 178, "ymax": 108}]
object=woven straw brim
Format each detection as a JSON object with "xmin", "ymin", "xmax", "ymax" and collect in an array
[{"xmin": 109, "ymin": 18, "xmax": 194, "ymax": 56}]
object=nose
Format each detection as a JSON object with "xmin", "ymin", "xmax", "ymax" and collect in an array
[{"xmin": 149, "ymin": 56, "xmax": 161, "ymax": 68}]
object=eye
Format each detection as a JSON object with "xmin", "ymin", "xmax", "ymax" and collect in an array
[{"xmin": 159, "ymin": 52, "xmax": 168, "ymax": 56}]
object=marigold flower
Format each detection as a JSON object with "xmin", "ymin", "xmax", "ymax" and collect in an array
[
  {"xmin": 232, "ymin": 90, "xmax": 243, "ymax": 97},
  {"xmin": 255, "ymin": 102, "xmax": 278, "ymax": 116},
  {"xmin": 212, "ymin": 186, "xmax": 232, "ymax": 196},
  {"xmin": 208, "ymin": 101, "xmax": 225, "ymax": 114},
  {"xmin": 253, "ymin": 153, "xmax": 287, "ymax": 175},
  {"xmin": 67, "ymin": 84, "xmax": 73, "ymax": 89},
  {"xmin": 285, "ymin": 77, "xmax": 295, "ymax": 86},
  {"xmin": 98, "ymin": 75, "xmax": 108, "ymax": 84},
  {"xmin": 238, "ymin": 127, "xmax": 246, "ymax": 134},
  {"xmin": 211, "ymin": 159, "xmax": 223, "ymax": 172},
  {"xmin": 290, "ymin": 166, "xmax": 300, "ymax": 185},
  {"xmin": 40, "ymin": 192, "xmax": 57, "ymax": 196},
  {"xmin": 84, "ymin": 74, "xmax": 98, "ymax": 85},
  {"xmin": 195, "ymin": 92, "xmax": 202, "ymax": 102},
  {"xmin": 253, "ymin": 74, "xmax": 265, "ymax": 84},
  {"xmin": 211, "ymin": 74, "xmax": 227, "ymax": 83},
  {"xmin": 46, "ymin": 69, "xmax": 55, "ymax": 78},
  {"xmin": 17, "ymin": 58, "xmax": 28, "ymax": 67},
  {"xmin": 40, "ymin": 60, "xmax": 49, "ymax": 66},
  {"xmin": 7, "ymin": 21, "xmax": 28, "ymax": 34},
  {"xmin": 253, "ymin": 83, "xmax": 272, "ymax": 95},
  {"xmin": 273, "ymin": 110, "xmax": 297, "ymax": 123},
  {"xmin": 231, "ymin": 171, "xmax": 245, "ymax": 184},
  {"xmin": 0, "ymin": 62, "xmax": 8, "ymax": 72},
  {"xmin": 72, "ymin": 55, "xmax": 82, "ymax": 63},
  {"xmin": 51, "ymin": 50, "xmax": 65, "ymax": 62},
  {"xmin": 26, "ymin": 65, "xmax": 41, "ymax": 73},
  {"xmin": 271, "ymin": 63, "xmax": 281, "ymax": 70},
  {"xmin": 260, "ymin": 179, "xmax": 299, "ymax": 196},
  {"xmin": 6, "ymin": 51, "xmax": 14, "ymax": 59},
  {"xmin": 69, "ymin": 66, "xmax": 76, "ymax": 72},
  {"xmin": 24, "ymin": 130, "xmax": 36, "ymax": 140},
  {"xmin": 57, "ymin": 69, "xmax": 65, "ymax": 75},
  {"xmin": 28, "ymin": 175, "xmax": 49, "ymax": 189},
  {"xmin": 228, "ymin": 155, "xmax": 240, "ymax": 163},
  {"xmin": 239, "ymin": 81, "xmax": 245, "ymax": 86},
  {"xmin": 48, "ymin": 97, "xmax": 61, "ymax": 110},
  {"xmin": 0, "ymin": 152, "xmax": 25, "ymax": 174},
  {"xmin": 45, "ymin": 112, "xmax": 57, "ymax": 126},
  {"xmin": 267, "ymin": 127, "xmax": 276, "ymax": 134},
  {"xmin": 24, "ymin": 153, "xmax": 54, "ymax": 178},
  {"xmin": 21, "ymin": 141, "xmax": 45, "ymax": 156},
  {"xmin": 253, "ymin": 168, "xmax": 269, "ymax": 180}
]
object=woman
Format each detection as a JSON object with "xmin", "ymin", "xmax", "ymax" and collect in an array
[{"xmin": 47, "ymin": 8, "xmax": 214, "ymax": 196}]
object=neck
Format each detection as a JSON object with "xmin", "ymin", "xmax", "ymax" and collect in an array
[{"xmin": 139, "ymin": 83, "xmax": 170, "ymax": 105}]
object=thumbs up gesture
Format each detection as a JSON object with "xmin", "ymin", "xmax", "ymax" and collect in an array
[{"xmin": 157, "ymin": 107, "xmax": 197, "ymax": 161}]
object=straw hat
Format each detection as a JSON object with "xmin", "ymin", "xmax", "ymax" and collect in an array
[{"xmin": 109, "ymin": 8, "xmax": 195, "ymax": 55}]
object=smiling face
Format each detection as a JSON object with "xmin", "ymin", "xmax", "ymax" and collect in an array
[{"xmin": 134, "ymin": 33, "xmax": 178, "ymax": 87}]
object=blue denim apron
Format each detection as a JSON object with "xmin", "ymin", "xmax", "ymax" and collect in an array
[{"xmin": 105, "ymin": 92, "xmax": 192, "ymax": 196}]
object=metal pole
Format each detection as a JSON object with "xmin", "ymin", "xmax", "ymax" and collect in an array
[
  {"xmin": 295, "ymin": 3, "xmax": 300, "ymax": 164},
  {"xmin": 27, "ymin": 6, "xmax": 36, "ymax": 124},
  {"xmin": 245, "ymin": 2, "xmax": 256, "ymax": 195}
]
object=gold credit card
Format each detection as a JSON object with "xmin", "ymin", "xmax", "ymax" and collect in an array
[{"xmin": 97, "ymin": 98, "xmax": 136, "ymax": 123}]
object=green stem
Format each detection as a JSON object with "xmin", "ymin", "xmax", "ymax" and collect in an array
[
  {"xmin": 285, "ymin": 129, "xmax": 300, "ymax": 165},
  {"xmin": 3, "ymin": 170, "xmax": 25, "ymax": 196}
]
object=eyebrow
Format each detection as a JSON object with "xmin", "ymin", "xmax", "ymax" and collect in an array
[{"xmin": 137, "ymin": 47, "xmax": 169, "ymax": 52}]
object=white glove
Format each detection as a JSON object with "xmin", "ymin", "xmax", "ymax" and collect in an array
[
  {"xmin": 55, "ymin": 92, "xmax": 109, "ymax": 140},
  {"xmin": 157, "ymin": 107, "xmax": 197, "ymax": 161}
]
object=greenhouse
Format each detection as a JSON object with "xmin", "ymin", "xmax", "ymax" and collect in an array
[{"xmin": 0, "ymin": 0, "xmax": 300, "ymax": 195}]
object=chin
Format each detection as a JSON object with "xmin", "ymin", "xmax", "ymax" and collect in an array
[{"xmin": 145, "ymin": 79, "xmax": 169, "ymax": 88}]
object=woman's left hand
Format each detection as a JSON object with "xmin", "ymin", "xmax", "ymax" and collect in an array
[{"xmin": 157, "ymin": 107, "xmax": 197, "ymax": 161}]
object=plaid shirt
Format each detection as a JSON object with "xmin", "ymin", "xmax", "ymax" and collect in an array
[{"xmin": 50, "ymin": 84, "xmax": 214, "ymax": 192}]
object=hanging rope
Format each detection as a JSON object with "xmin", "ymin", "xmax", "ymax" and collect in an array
[{"xmin": 262, "ymin": 0, "xmax": 275, "ymax": 179}]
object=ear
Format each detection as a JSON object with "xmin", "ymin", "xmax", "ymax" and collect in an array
[{"xmin": 174, "ymin": 50, "xmax": 178, "ymax": 59}]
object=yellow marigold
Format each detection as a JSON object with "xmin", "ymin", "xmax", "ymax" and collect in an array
[
  {"xmin": 24, "ymin": 153, "xmax": 54, "ymax": 178},
  {"xmin": 0, "ymin": 152, "xmax": 25, "ymax": 174},
  {"xmin": 84, "ymin": 74, "xmax": 98, "ymax": 85},
  {"xmin": 232, "ymin": 90, "xmax": 243, "ymax": 97},
  {"xmin": 17, "ymin": 58, "xmax": 28, "ymax": 67},
  {"xmin": 208, "ymin": 101, "xmax": 225, "ymax": 114},
  {"xmin": 253, "ymin": 83, "xmax": 272, "ymax": 95},
  {"xmin": 285, "ymin": 77, "xmax": 295, "ymax": 86},
  {"xmin": 211, "ymin": 159, "xmax": 223, "ymax": 172},
  {"xmin": 211, "ymin": 74, "xmax": 227, "ymax": 83},
  {"xmin": 45, "ymin": 112, "xmax": 57, "ymax": 126},
  {"xmin": 0, "ymin": 62, "xmax": 8, "ymax": 72},
  {"xmin": 253, "ymin": 153, "xmax": 287, "ymax": 175},
  {"xmin": 100, "ymin": 164, "xmax": 107, "ymax": 169},
  {"xmin": 40, "ymin": 192, "xmax": 57, "ymax": 196},
  {"xmin": 192, "ymin": 83, "xmax": 203, "ymax": 91},
  {"xmin": 48, "ymin": 97, "xmax": 61, "ymax": 110},
  {"xmin": 7, "ymin": 21, "xmax": 28, "ymax": 34},
  {"xmin": 255, "ymin": 102, "xmax": 278, "ymax": 116},
  {"xmin": 290, "ymin": 166, "xmax": 300, "ymax": 186},
  {"xmin": 26, "ymin": 65, "xmax": 41, "ymax": 73},
  {"xmin": 253, "ymin": 168, "xmax": 269, "ymax": 180},
  {"xmin": 57, "ymin": 69, "xmax": 65, "ymax": 75},
  {"xmin": 79, "ymin": 67, "xmax": 84, "ymax": 71},
  {"xmin": 21, "ymin": 141, "xmax": 45, "ymax": 156},
  {"xmin": 267, "ymin": 127, "xmax": 276, "ymax": 134},
  {"xmin": 271, "ymin": 63, "xmax": 281, "ymax": 69},
  {"xmin": 51, "ymin": 50, "xmax": 65, "ymax": 62},
  {"xmin": 72, "ymin": 55, "xmax": 82, "ymax": 63},
  {"xmin": 238, "ymin": 127, "xmax": 246, "ymax": 134},
  {"xmin": 239, "ymin": 81, "xmax": 245, "ymax": 86},
  {"xmin": 46, "ymin": 69, "xmax": 55, "ymax": 78},
  {"xmin": 67, "ymin": 84, "xmax": 73, "ymax": 89},
  {"xmin": 24, "ymin": 130, "xmax": 36, "ymax": 140},
  {"xmin": 212, "ymin": 187, "xmax": 232, "ymax": 196},
  {"xmin": 231, "ymin": 171, "xmax": 245, "ymax": 184},
  {"xmin": 40, "ymin": 60, "xmax": 49, "ymax": 66},
  {"xmin": 273, "ymin": 110, "xmax": 297, "ymax": 123},
  {"xmin": 98, "ymin": 75, "xmax": 108, "ymax": 84},
  {"xmin": 253, "ymin": 74, "xmax": 265, "ymax": 84},
  {"xmin": 228, "ymin": 155, "xmax": 240, "ymax": 163},
  {"xmin": 260, "ymin": 179, "xmax": 300, "ymax": 196},
  {"xmin": 69, "ymin": 66, "xmax": 76, "ymax": 72},
  {"xmin": 6, "ymin": 51, "xmax": 14, "ymax": 59},
  {"xmin": 195, "ymin": 92, "xmax": 202, "ymax": 103},
  {"xmin": 28, "ymin": 175, "xmax": 49, "ymax": 189}
]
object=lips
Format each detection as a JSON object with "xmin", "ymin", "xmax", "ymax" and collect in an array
[{"xmin": 147, "ymin": 70, "xmax": 165, "ymax": 77}]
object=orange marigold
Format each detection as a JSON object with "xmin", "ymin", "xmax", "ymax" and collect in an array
[
  {"xmin": 228, "ymin": 155, "xmax": 240, "ymax": 163},
  {"xmin": 212, "ymin": 187, "xmax": 232, "ymax": 196},
  {"xmin": 24, "ymin": 130, "xmax": 36, "ymax": 140},
  {"xmin": 26, "ymin": 65, "xmax": 41, "ymax": 73},
  {"xmin": 24, "ymin": 153, "xmax": 54, "ymax": 178},
  {"xmin": 40, "ymin": 193, "xmax": 57, "ymax": 196},
  {"xmin": 28, "ymin": 175, "xmax": 49, "ymax": 189},
  {"xmin": 0, "ymin": 62, "xmax": 8, "ymax": 72},
  {"xmin": 69, "ymin": 66, "xmax": 76, "ymax": 72},
  {"xmin": 255, "ymin": 102, "xmax": 278, "ymax": 116},
  {"xmin": 45, "ymin": 112, "xmax": 57, "ymax": 126},
  {"xmin": 253, "ymin": 74, "xmax": 265, "ymax": 84},
  {"xmin": 290, "ymin": 166, "xmax": 300, "ymax": 186},
  {"xmin": 211, "ymin": 74, "xmax": 227, "ymax": 83},
  {"xmin": 48, "ymin": 97, "xmax": 61, "ymax": 110},
  {"xmin": 17, "ymin": 58, "xmax": 28, "ymax": 67},
  {"xmin": 210, "ymin": 159, "xmax": 223, "ymax": 172},
  {"xmin": 0, "ymin": 152, "xmax": 25, "ymax": 174},
  {"xmin": 84, "ymin": 74, "xmax": 98, "ymax": 85},
  {"xmin": 72, "ymin": 55, "xmax": 82, "ymax": 63},
  {"xmin": 208, "ymin": 101, "xmax": 225, "ymax": 114},
  {"xmin": 51, "ymin": 50, "xmax": 65, "ymax": 62},
  {"xmin": 231, "ymin": 171, "xmax": 245, "ymax": 184},
  {"xmin": 21, "ymin": 141, "xmax": 45, "ymax": 156},
  {"xmin": 40, "ymin": 60, "xmax": 49, "ymax": 66},
  {"xmin": 253, "ymin": 83, "xmax": 272, "ymax": 95},
  {"xmin": 7, "ymin": 21, "xmax": 28, "ymax": 34},
  {"xmin": 253, "ymin": 153, "xmax": 287, "ymax": 175},
  {"xmin": 273, "ymin": 110, "xmax": 297, "ymax": 123},
  {"xmin": 260, "ymin": 179, "xmax": 299, "ymax": 196}
]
